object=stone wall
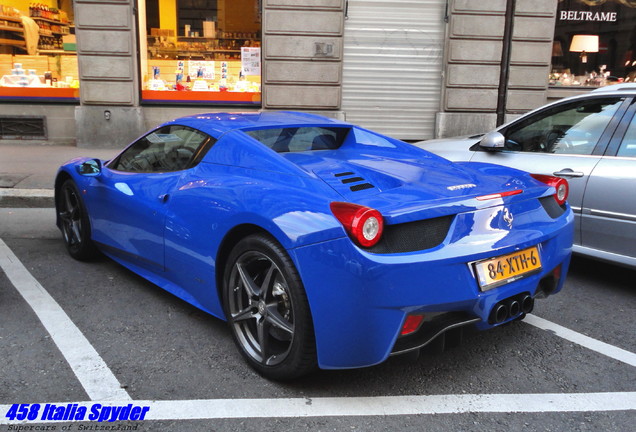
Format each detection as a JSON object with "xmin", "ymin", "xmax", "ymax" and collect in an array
[
  {"xmin": 262, "ymin": 0, "xmax": 344, "ymax": 110},
  {"xmin": 73, "ymin": 0, "xmax": 144, "ymax": 147},
  {"xmin": 436, "ymin": 0, "xmax": 558, "ymax": 138}
]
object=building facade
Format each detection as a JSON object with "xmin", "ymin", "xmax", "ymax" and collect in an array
[{"xmin": 0, "ymin": 0, "xmax": 632, "ymax": 147}]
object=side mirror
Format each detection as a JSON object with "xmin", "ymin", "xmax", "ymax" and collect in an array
[
  {"xmin": 77, "ymin": 159, "xmax": 102, "ymax": 177},
  {"xmin": 478, "ymin": 131, "xmax": 506, "ymax": 151}
]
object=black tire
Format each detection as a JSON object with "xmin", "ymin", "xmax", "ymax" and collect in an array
[
  {"xmin": 58, "ymin": 179, "xmax": 99, "ymax": 261},
  {"xmin": 222, "ymin": 234, "xmax": 317, "ymax": 380}
]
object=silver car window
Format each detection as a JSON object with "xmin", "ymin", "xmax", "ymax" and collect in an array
[
  {"xmin": 617, "ymin": 114, "xmax": 636, "ymax": 158},
  {"xmin": 505, "ymin": 98, "xmax": 624, "ymax": 155}
]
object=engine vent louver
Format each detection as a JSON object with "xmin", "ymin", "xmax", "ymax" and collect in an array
[
  {"xmin": 333, "ymin": 172, "xmax": 375, "ymax": 192},
  {"xmin": 350, "ymin": 183, "xmax": 374, "ymax": 192},
  {"xmin": 367, "ymin": 215, "xmax": 454, "ymax": 254},
  {"xmin": 341, "ymin": 176, "xmax": 364, "ymax": 184}
]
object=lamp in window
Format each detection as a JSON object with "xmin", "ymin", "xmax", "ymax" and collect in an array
[{"xmin": 569, "ymin": 35, "xmax": 599, "ymax": 63}]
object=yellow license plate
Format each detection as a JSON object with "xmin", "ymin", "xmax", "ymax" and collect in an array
[{"xmin": 473, "ymin": 246, "xmax": 542, "ymax": 291}]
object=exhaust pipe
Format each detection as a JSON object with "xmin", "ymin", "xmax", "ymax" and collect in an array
[
  {"xmin": 521, "ymin": 295, "xmax": 534, "ymax": 314},
  {"xmin": 508, "ymin": 300, "xmax": 520, "ymax": 317},
  {"xmin": 494, "ymin": 304, "xmax": 508, "ymax": 324},
  {"xmin": 489, "ymin": 293, "xmax": 534, "ymax": 324}
]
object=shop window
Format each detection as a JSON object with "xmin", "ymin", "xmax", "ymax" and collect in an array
[
  {"xmin": 139, "ymin": 0, "xmax": 261, "ymax": 105},
  {"xmin": 551, "ymin": 0, "xmax": 636, "ymax": 88},
  {"xmin": 0, "ymin": 1, "xmax": 78, "ymax": 102}
]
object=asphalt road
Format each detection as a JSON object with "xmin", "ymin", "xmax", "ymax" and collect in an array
[{"xmin": 0, "ymin": 208, "xmax": 634, "ymax": 432}]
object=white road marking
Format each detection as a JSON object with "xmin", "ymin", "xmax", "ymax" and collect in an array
[
  {"xmin": 524, "ymin": 314, "xmax": 636, "ymax": 367},
  {"xmin": 0, "ymin": 238, "xmax": 131, "ymax": 401},
  {"xmin": 0, "ymin": 392, "xmax": 634, "ymax": 423},
  {"xmin": 141, "ymin": 392, "xmax": 636, "ymax": 418}
]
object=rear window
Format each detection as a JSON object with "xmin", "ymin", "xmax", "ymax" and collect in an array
[{"xmin": 244, "ymin": 126, "xmax": 350, "ymax": 153}]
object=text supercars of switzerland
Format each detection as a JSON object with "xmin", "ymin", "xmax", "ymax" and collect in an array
[{"xmin": 5, "ymin": 403, "xmax": 150, "ymax": 423}]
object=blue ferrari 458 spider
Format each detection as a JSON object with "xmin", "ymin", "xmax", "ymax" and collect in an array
[{"xmin": 55, "ymin": 111, "xmax": 573, "ymax": 379}]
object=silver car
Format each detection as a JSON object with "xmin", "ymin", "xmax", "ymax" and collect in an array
[{"xmin": 416, "ymin": 84, "xmax": 636, "ymax": 268}]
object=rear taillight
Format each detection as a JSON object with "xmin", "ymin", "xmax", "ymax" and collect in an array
[
  {"xmin": 531, "ymin": 174, "xmax": 569, "ymax": 206},
  {"xmin": 401, "ymin": 314, "xmax": 425, "ymax": 336},
  {"xmin": 330, "ymin": 202, "xmax": 384, "ymax": 248}
]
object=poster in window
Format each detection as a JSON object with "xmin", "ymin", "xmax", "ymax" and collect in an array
[
  {"xmin": 187, "ymin": 61, "xmax": 215, "ymax": 80},
  {"xmin": 241, "ymin": 47, "xmax": 261, "ymax": 76}
]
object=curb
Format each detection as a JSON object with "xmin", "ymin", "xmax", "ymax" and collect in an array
[{"xmin": 0, "ymin": 189, "xmax": 54, "ymax": 208}]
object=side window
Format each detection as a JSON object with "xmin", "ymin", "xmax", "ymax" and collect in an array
[
  {"xmin": 110, "ymin": 125, "xmax": 211, "ymax": 172},
  {"xmin": 287, "ymin": 127, "xmax": 339, "ymax": 151},
  {"xmin": 617, "ymin": 114, "xmax": 636, "ymax": 158},
  {"xmin": 503, "ymin": 98, "xmax": 624, "ymax": 155},
  {"xmin": 245, "ymin": 127, "xmax": 348, "ymax": 152}
]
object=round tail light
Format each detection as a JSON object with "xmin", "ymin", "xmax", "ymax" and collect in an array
[
  {"xmin": 530, "ymin": 174, "xmax": 569, "ymax": 206},
  {"xmin": 330, "ymin": 202, "xmax": 384, "ymax": 248}
]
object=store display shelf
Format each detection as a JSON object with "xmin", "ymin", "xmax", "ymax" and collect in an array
[
  {"xmin": 178, "ymin": 36, "xmax": 252, "ymax": 41},
  {"xmin": 0, "ymin": 25, "xmax": 23, "ymax": 33},
  {"xmin": 148, "ymin": 35, "xmax": 255, "ymax": 42},
  {"xmin": 38, "ymin": 29, "xmax": 69, "ymax": 36},
  {"xmin": 39, "ymin": 49, "xmax": 75, "ymax": 55},
  {"xmin": 0, "ymin": 38, "xmax": 25, "ymax": 48},
  {"xmin": 0, "ymin": 15, "xmax": 21, "ymax": 24},
  {"xmin": 178, "ymin": 36, "xmax": 217, "ymax": 40},
  {"xmin": 151, "ymin": 49, "xmax": 241, "ymax": 56},
  {"xmin": 30, "ymin": 16, "xmax": 69, "ymax": 26}
]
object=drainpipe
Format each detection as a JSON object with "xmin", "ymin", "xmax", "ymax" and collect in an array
[{"xmin": 496, "ymin": 0, "xmax": 516, "ymax": 126}]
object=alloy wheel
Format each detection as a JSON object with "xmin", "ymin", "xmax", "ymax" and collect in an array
[
  {"xmin": 227, "ymin": 250, "xmax": 295, "ymax": 367},
  {"xmin": 59, "ymin": 184, "xmax": 83, "ymax": 247}
]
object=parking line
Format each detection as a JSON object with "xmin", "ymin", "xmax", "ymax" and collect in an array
[
  {"xmin": 0, "ymin": 392, "xmax": 634, "ymax": 423},
  {"xmin": 524, "ymin": 314, "xmax": 636, "ymax": 367},
  {"xmin": 140, "ymin": 391, "xmax": 636, "ymax": 418},
  {"xmin": 0, "ymin": 238, "xmax": 131, "ymax": 401}
]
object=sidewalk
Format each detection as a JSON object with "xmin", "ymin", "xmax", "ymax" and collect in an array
[{"xmin": 0, "ymin": 145, "xmax": 117, "ymax": 207}]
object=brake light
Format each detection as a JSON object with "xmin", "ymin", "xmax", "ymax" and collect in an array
[
  {"xmin": 530, "ymin": 174, "xmax": 569, "ymax": 206},
  {"xmin": 401, "ymin": 314, "xmax": 425, "ymax": 336},
  {"xmin": 476, "ymin": 189, "xmax": 523, "ymax": 201},
  {"xmin": 330, "ymin": 202, "xmax": 384, "ymax": 248}
]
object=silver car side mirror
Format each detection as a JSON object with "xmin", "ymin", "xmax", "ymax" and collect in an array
[{"xmin": 479, "ymin": 131, "xmax": 506, "ymax": 150}]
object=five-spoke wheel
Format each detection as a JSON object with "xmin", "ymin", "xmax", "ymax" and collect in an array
[
  {"xmin": 58, "ymin": 179, "xmax": 98, "ymax": 260},
  {"xmin": 223, "ymin": 234, "xmax": 316, "ymax": 379}
]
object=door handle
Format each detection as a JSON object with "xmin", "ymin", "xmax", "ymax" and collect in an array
[
  {"xmin": 553, "ymin": 169, "xmax": 584, "ymax": 178},
  {"xmin": 158, "ymin": 193, "xmax": 170, "ymax": 203}
]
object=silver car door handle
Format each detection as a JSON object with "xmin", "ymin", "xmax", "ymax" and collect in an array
[{"xmin": 553, "ymin": 169, "xmax": 584, "ymax": 178}]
